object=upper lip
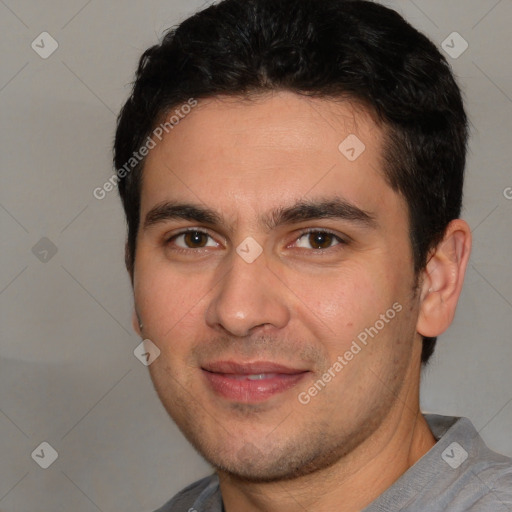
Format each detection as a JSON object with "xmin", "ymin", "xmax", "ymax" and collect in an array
[{"xmin": 202, "ymin": 360, "xmax": 308, "ymax": 375}]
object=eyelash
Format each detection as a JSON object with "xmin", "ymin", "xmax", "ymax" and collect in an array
[
  {"xmin": 165, "ymin": 228, "xmax": 348, "ymax": 253},
  {"xmin": 294, "ymin": 228, "xmax": 348, "ymax": 251},
  {"xmin": 165, "ymin": 229, "xmax": 217, "ymax": 253}
]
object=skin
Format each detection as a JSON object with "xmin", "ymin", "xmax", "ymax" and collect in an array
[{"xmin": 131, "ymin": 91, "xmax": 471, "ymax": 512}]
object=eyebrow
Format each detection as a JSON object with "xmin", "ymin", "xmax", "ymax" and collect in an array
[
  {"xmin": 144, "ymin": 202, "xmax": 222, "ymax": 230},
  {"xmin": 263, "ymin": 197, "xmax": 377, "ymax": 231},
  {"xmin": 143, "ymin": 197, "xmax": 377, "ymax": 232}
]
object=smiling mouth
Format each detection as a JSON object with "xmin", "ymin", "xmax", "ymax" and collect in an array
[
  {"xmin": 226, "ymin": 373, "xmax": 282, "ymax": 380},
  {"xmin": 201, "ymin": 360, "xmax": 310, "ymax": 402}
]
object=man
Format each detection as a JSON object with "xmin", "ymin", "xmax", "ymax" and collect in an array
[{"xmin": 113, "ymin": 0, "xmax": 512, "ymax": 510}]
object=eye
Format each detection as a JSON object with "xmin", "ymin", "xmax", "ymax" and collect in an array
[
  {"xmin": 168, "ymin": 229, "xmax": 218, "ymax": 249},
  {"xmin": 294, "ymin": 230, "xmax": 345, "ymax": 250}
]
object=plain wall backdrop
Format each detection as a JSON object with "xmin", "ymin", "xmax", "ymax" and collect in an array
[{"xmin": 0, "ymin": 0, "xmax": 511, "ymax": 511}]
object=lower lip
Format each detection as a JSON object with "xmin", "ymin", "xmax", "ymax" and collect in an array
[{"xmin": 202, "ymin": 370, "xmax": 308, "ymax": 402}]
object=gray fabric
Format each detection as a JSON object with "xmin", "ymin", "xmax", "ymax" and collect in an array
[
  {"xmin": 153, "ymin": 474, "xmax": 222, "ymax": 512},
  {"xmin": 153, "ymin": 415, "xmax": 512, "ymax": 511},
  {"xmin": 363, "ymin": 415, "xmax": 512, "ymax": 511}
]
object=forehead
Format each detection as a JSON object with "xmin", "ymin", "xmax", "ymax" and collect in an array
[{"xmin": 140, "ymin": 91, "xmax": 401, "ymax": 224}]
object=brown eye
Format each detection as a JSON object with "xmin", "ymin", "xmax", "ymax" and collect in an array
[
  {"xmin": 309, "ymin": 232, "xmax": 334, "ymax": 249},
  {"xmin": 183, "ymin": 231, "xmax": 208, "ymax": 248},
  {"xmin": 295, "ymin": 230, "xmax": 343, "ymax": 250},
  {"xmin": 170, "ymin": 230, "xmax": 217, "ymax": 249}
]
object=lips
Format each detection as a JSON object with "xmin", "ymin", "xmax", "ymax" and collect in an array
[
  {"xmin": 201, "ymin": 360, "xmax": 309, "ymax": 402},
  {"xmin": 202, "ymin": 360, "xmax": 306, "ymax": 375}
]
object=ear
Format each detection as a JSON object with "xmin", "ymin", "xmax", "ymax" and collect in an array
[
  {"xmin": 132, "ymin": 310, "xmax": 142, "ymax": 337},
  {"xmin": 417, "ymin": 219, "xmax": 472, "ymax": 337}
]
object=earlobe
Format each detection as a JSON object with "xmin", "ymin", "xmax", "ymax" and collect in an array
[{"xmin": 417, "ymin": 219, "xmax": 472, "ymax": 338}]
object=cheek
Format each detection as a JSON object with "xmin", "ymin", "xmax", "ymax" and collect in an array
[
  {"xmin": 133, "ymin": 256, "xmax": 208, "ymax": 342},
  {"xmin": 281, "ymin": 262, "xmax": 383, "ymax": 346}
]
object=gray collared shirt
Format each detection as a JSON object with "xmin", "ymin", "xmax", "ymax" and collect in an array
[{"xmin": 153, "ymin": 415, "xmax": 512, "ymax": 511}]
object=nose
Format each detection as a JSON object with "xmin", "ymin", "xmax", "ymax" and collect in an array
[{"xmin": 205, "ymin": 249, "xmax": 290, "ymax": 337}]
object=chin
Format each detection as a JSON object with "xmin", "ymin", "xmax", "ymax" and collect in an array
[{"xmin": 202, "ymin": 436, "xmax": 347, "ymax": 483}]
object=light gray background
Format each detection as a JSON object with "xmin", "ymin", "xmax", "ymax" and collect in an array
[{"xmin": 0, "ymin": 0, "xmax": 510, "ymax": 511}]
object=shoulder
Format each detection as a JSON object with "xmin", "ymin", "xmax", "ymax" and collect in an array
[
  {"xmin": 426, "ymin": 414, "xmax": 512, "ymax": 510},
  {"xmin": 152, "ymin": 474, "xmax": 220, "ymax": 512},
  {"xmin": 367, "ymin": 415, "xmax": 512, "ymax": 512},
  {"xmin": 464, "ymin": 443, "xmax": 512, "ymax": 509}
]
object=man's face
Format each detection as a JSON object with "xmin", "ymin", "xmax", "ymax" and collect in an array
[{"xmin": 133, "ymin": 91, "xmax": 424, "ymax": 480}]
